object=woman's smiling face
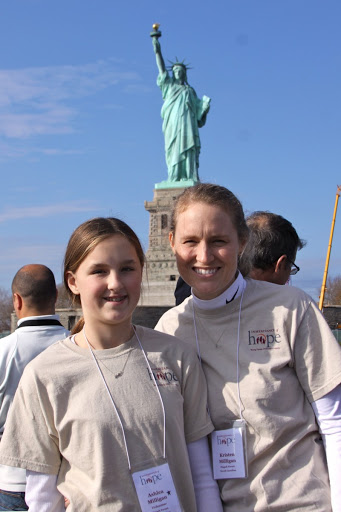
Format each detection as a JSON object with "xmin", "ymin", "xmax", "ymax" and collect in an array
[{"xmin": 170, "ymin": 202, "xmax": 244, "ymax": 300}]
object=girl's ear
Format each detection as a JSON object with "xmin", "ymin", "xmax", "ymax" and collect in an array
[{"xmin": 66, "ymin": 271, "xmax": 80, "ymax": 295}]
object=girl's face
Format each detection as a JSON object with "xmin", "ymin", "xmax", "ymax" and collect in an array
[
  {"xmin": 170, "ymin": 202, "xmax": 244, "ymax": 300},
  {"xmin": 67, "ymin": 235, "xmax": 142, "ymax": 332}
]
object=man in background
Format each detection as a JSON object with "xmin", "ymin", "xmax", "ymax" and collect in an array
[
  {"xmin": 242, "ymin": 211, "xmax": 305, "ymax": 285},
  {"xmin": 0, "ymin": 264, "xmax": 69, "ymax": 511}
]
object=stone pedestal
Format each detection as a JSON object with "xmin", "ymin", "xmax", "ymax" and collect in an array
[{"xmin": 139, "ymin": 187, "xmax": 185, "ymax": 306}]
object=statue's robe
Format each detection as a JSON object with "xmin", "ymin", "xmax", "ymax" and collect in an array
[{"xmin": 157, "ymin": 71, "xmax": 209, "ymax": 182}]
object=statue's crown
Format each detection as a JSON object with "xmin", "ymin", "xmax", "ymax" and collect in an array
[{"xmin": 167, "ymin": 58, "xmax": 192, "ymax": 71}]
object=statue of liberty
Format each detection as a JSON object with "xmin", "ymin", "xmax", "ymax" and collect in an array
[{"xmin": 151, "ymin": 25, "xmax": 211, "ymax": 187}]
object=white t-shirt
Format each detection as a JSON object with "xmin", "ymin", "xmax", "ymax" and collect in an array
[
  {"xmin": 0, "ymin": 326, "xmax": 213, "ymax": 511},
  {"xmin": 156, "ymin": 278, "xmax": 341, "ymax": 512},
  {"xmin": 0, "ymin": 315, "xmax": 69, "ymax": 491}
]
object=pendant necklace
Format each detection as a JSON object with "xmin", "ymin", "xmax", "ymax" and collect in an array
[
  {"xmin": 82, "ymin": 329, "xmax": 134, "ymax": 378},
  {"xmin": 114, "ymin": 349, "xmax": 133, "ymax": 378}
]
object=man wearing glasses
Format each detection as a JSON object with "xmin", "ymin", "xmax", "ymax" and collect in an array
[{"xmin": 241, "ymin": 211, "xmax": 305, "ymax": 285}]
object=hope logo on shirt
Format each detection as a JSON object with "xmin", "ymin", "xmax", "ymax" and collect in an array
[
  {"xmin": 247, "ymin": 329, "xmax": 282, "ymax": 350},
  {"xmin": 147, "ymin": 367, "xmax": 179, "ymax": 386}
]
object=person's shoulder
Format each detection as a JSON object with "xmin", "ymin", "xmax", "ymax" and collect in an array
[
  {"xmin": 136, "ymin": 324, "xmax": 185, "ymax": 345},
  {"xmin": 23, "ymin": 337, "xmax": 72, "ymax": 373},
  {"xmin": 52, "ymin": 324, "xmax": 70, "ymax": 333},
  {"xmin": 245, "ymin": 278, "xmax": 314, "ymax": 306},
  {"xmin": 0, "ymin": 331, "xmax": 17, "ymax": 356},
  {"xmin": 162, "ymin": 297, "xmax": 192, "ymax": 318},
  {"xmin": 135, "ymin": 325, "xmax": 196, "ymax": 357},
  {"xmin": 34, "ymin": 325, "xmax": 70, "ymax": 340},
  {"xmin": 49, "ymin": 326, "xmax": 70, "ymax": 340},
  {"xmin": 155, "ymin": 298, "xmax": 193, "ymax": 331},
  {"xmin": 0, "ymin": 330, "xmax": 16, "ymax": 344}
]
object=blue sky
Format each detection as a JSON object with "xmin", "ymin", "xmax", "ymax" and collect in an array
[{"xmin": 0, "ymin": 0, "xmax": 340, "ymax": 300}]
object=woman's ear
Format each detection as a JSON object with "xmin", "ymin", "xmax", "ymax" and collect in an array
[
  {"xmin": 66, "ymin": 271, "xmax": 80, "ymax": 295},
  {"xmin": 169, "ymin": 231, "xmax": 175, "ymax": 254}
]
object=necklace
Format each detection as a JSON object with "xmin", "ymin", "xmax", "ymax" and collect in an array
[
  {"xmin": 82, "ymin": 328, "xmax": 134, "ymax": 378},
  {"xmin": 194, "ymin": 314, "xmax": 227, "ymax": 348},
  {"xmin": 105, "ymin": 349, "xmax": 133, "ymax": 378}
]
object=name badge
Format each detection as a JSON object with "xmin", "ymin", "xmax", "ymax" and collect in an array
[
  {"xmin": 211, "ymin": 419, "xmax": 248, "ymax": 479},
  {"xmin": 132, "ymin": 462, "xmax": 182, "ymax": 512}
]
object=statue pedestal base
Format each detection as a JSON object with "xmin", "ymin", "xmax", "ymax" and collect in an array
[
  {"xmin": 155, "ymin": 179, "xmax": 198, "ymax": 190},
  {"xmin": 139, "ymin": 186, "xmax": 186, "ymax": 306}
]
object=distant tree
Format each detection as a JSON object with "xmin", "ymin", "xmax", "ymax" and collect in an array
[
  {"xmin": 0, "ymin": 287, "xmax": 13, "ymax": 332},
  {"xmin": 324, "ymin": 275, "xmax": 341, "ymax": 305},
  {"xmin": 56, "ymin": 283, "xmax": 72, "ymax": 309}
]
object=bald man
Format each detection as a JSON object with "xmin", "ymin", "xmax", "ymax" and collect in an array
[{"xmin": 0, "ymin": 264, "xmax": 69, "ymax": 511}]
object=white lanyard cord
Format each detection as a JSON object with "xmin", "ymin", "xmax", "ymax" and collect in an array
[
  {"xmin": 83, "ymin": 327, "xmax": 132, "ymax": 469},
  {"xmin": 192, "ymin": 307, "xmax": 202, "ymax": 366},
  {"xmin": 133, "ymin": 325, "xmax": 166, "ymax": 460},
  {"xmin": 83, "ymin": 326, "xmax": 166, "ymax": 470},
  {"xmin": 192, "ymin": 288, "xmax": 245, "ymax": 421},
  {"xmin": 236, "ymin": 289, "xmax": 244, "ymax": 419},
  {"xmin": 192, "ymin": 307, "xmax": 211, "ymax": 418}
]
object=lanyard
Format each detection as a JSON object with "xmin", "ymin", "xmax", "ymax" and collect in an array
[
  {"xmin": 192, "ymin": 288, "xmax": 245, "ymax": 420},
  {"xmin": 83, "ymin": 326, "xmax": 166, "ymax": 470}
]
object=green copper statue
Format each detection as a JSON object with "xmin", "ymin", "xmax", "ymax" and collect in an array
[{"xmin": 151, "ymin": 24, "xmax": 211, "ymax": 188}]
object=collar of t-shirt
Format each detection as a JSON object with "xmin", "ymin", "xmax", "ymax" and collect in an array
[
  {"xmin": 192, "ymin": 272, "xmax": 246, "ymax": 310},
  {"xmin": 17, "ymin": 314, "xmax": 61, "ymax": 328}
]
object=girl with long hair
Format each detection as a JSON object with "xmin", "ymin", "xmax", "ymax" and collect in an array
[{"xmin": 0, "ymin": 217, "xmax": 222, "ymax": 512}]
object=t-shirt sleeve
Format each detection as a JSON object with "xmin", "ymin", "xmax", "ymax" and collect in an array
[
  {"xmin": 0, "ymin": 365, "xmax": 61, "ymax": 474},
  {"xmin": 181, "ymin": 348, "xmax": 214, "ymax": 444},
  {"xmin": 294, "ymin": 300, "xmax": 341, "ymax": 402},
  {"xmin": 155, "ymin": 315, "xmax": 166, "ymax": 334},
  {"xmin": 155, "ymin": 310, "xmax": 177, "ymax": 337}
]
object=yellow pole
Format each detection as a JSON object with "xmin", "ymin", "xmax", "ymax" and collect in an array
[{"xmin": 319, "ymin": 185, "xmax": 341, "ymax": 310}]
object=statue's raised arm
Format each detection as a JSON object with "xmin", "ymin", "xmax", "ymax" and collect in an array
[
  {"xmin": 151, "ymin": 23, "xmax": 165, "ymax": 75},
  {"xmin": 150, "ymin": 24, "xmax": 211, "ymax": 188},
  {"xmin": 152, "ymin": 37, "xmax": 166, "ymax": 75}
]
